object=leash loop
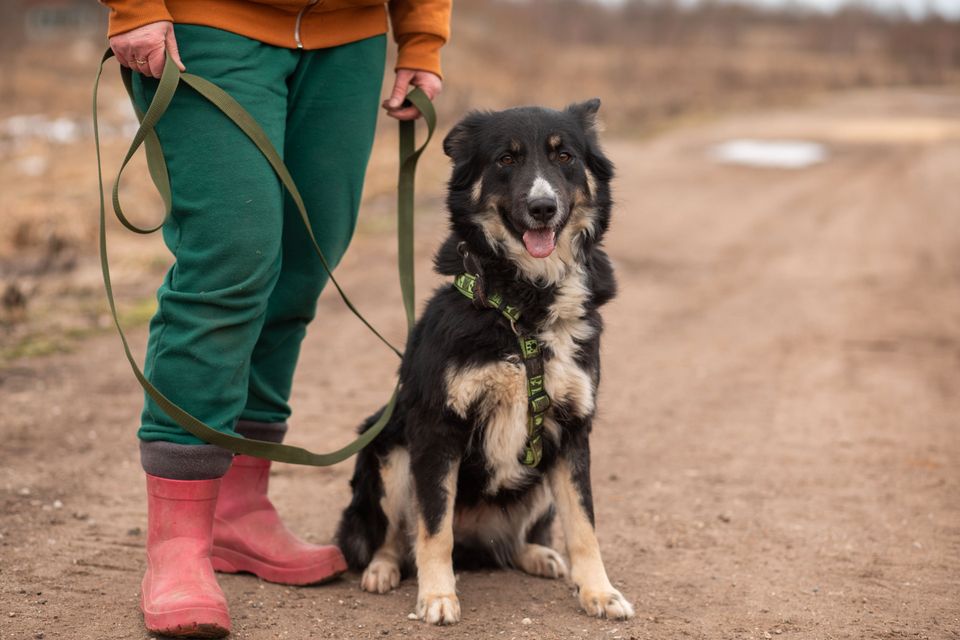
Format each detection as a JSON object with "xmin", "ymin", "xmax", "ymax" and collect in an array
[{"xmin": 94, "ymin": 50, "xmax": 435, "ymax": 466}]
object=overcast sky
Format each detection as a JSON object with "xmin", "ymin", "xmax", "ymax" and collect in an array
[
  {"xmin": 596, "ymin": 0, "xmax": 960, "ymax": 19},
  {"xmin": 736, "ymin": 0, "xmax": 959, "ymax": 19}
]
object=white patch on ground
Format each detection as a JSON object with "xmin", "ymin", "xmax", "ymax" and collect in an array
[
  {"xmin": 1, "ymin": 115, "xmax": 82, "ymax": 144},
  {"xmin": 16, "ymin": 155, "xmax": 48, "ymax": 177},
  {"xmin": 710, "ymin": 139, "xmax": 828, "ymax": 169}
]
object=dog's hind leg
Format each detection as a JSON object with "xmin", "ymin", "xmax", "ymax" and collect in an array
[
  {"xmin": 548, "ymin": 440, "xmax": 634, "ymax": 620},
  {"xmin": 336, "ymin": 450, "xmax": 386, "ymax": 571},
  {"xmin": 361, "ymin": 448, "xmax": 412, "ymax": 594},
  {"xmin": 515, "ymin": 543, "xmax": 568, "ymax": 579},
  {"xmin": 514, "ymin": 496, "xmax": 567, "ymax": 579}
]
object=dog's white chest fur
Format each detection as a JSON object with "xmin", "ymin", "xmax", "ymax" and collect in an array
[{"xmin": 444, "ymin": 267, "xmax": 596, "ymax": 493}]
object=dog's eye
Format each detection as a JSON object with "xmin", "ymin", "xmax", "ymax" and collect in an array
[
  {"xmin": 557, "ymin": 151, "xmax": 573, "ymax": 164},
  {"xmin": 499, "ymin": 154, "xmax": 515, "ymax": 166}
]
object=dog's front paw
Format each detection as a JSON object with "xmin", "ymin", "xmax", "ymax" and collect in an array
[
  {"xmin": 361, "ymin": 558, "xmax": 401, "ymax": 594},
  {"xmin": 416, "ymin": 592, "xmax": 461, "ymax": 625},
  {"xmin": 577, "ymin": 586, "xmax": 634, "ymax": 620}
]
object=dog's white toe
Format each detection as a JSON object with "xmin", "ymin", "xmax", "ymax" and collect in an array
[
  {"xmin": 578, "ymin": 586, "xmax": 635, "ymax": 620},
  {"xmin": 517, "ymin": 543, "xmax": 568, "ymax": 579},
  {"xmin": 361, "ymin": 558, "xmax": 401, "ymax": 594},
  {"xmin": 417, "ymin": 593, "xmax": 461, "ymax": 625}
]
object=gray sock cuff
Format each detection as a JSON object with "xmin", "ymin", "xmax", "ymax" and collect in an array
[
  {"xmin": 234, "ymin": 420, "xmax": 287, "ymax": 443},
  {"xmin": 140, "ymin": 441, "xmax": 234, "ymax": 480}
]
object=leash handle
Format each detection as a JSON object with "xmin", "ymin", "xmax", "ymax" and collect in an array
[{"xmin": 94, "ymin": 49, "xmax": 435, "ymax": 465}]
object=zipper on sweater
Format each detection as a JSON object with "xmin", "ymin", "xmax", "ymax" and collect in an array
[{"xmin": 294, "ymin": 0, "xmax": 320, "ymax": 49}]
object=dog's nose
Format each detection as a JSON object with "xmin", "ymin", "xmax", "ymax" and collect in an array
[{"xmin": 528, "ymin": 197, "xmax": 558, "ymax": 222}]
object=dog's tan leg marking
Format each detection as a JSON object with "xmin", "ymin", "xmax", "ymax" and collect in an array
[
  {"xmin": 515, "ymin": 543, "xmax": 568, "ymax": 579},
  {"xmin": 361, "ymin": 449, "xmax": 411, "ymax": 594},
  {"xmin": 548, "ymin": 459, "xmax": 634, "ymax": 619},
  {"xmin": 415, "ymin": 460, "xmax": 461, "ymax": 625}
]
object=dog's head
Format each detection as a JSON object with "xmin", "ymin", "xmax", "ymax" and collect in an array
[{"xmin": 443, "ymin": 99, "xmax": 614, "ymax": 284}]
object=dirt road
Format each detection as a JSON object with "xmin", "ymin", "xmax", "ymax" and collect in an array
[{"xmin": 2, "ymin": 89, "xmax": 959, "ymax": 639}]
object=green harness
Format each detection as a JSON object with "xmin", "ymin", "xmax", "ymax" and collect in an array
[{"xmin": 452, "ymin": 272, "xmax": 550, "ymax": 467}]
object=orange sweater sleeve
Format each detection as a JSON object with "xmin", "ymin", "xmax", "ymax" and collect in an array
[
  {"xmin": 100, "ymin": 0, "xmax": 174, "ymax": 37},
  {"xmin": 388, "ymin": 0, "xmax": 451, "ymax": 78}
]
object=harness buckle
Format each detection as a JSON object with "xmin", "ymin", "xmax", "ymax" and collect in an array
[{"xmin": 529, "ymin": 394, "xmax": 551, "ymax": 414}]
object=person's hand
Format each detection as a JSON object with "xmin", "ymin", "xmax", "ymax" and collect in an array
[
  {"xmin": 109, "ymin": 21, "xmax": 185, "ymax": 79},
  {"xmin": 383, "ymin": 69, "xmax": 442, "ymax": 121}
]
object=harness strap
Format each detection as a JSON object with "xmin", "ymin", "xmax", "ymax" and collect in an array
[
  {"xmin": 94, "ymin": 49, "xmax": 435, "ymax": 466},
  {"xmin": 452, "ymin": 271, "xmax": 550, "ymax": 467},
  {"xmin": 453, "ymin": 272, "xmax": 521, "ymax": 324}
]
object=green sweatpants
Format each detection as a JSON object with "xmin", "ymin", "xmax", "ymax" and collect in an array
[{"xmin": 132, "ymin": 25, "xmax": 386, "ymax": 445}]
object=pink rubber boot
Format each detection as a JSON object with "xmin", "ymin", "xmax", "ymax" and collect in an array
[
  {"xmin": 142, "ymin": 474, "xmax": 231, "ymax": 638},
  {"xmin": 211, "ymin": 455, "xmax": 347, "ymax": 585}
]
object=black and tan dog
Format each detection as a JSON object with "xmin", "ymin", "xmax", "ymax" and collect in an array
[{"xmin": 336, "ymin": 99, "xmax": 633, "ymax": 624}]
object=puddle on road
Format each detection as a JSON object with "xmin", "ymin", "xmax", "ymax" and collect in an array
[{"xmin": 710, "ymin": 139, "xmax": 828, "ymax": 169}]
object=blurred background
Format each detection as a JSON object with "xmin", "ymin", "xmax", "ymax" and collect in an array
[
  {"xmin": 1, "ymin": 2, "xmax": 959, "ymax": 639},
  {"xmin": 0, "ymin": 0, "xmax": 958, "ymax": 359}
]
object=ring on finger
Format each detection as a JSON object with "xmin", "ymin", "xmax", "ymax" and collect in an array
[{"xmin": 134, "ymin": 56, "xmax": 147, "ymax": 65}]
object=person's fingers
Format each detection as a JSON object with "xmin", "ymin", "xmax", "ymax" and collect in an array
[
  {"xmin": 383, "ymin": 97, "xmax": 423, "ymax": 120},
  {"xmin": 111, "ymin": 40, "xmax": 132, "ymax": 69},
  {"xmin": 382, "ymin": 70, "xmax": 441, "ymax": 120},
  {"xmin": 164, "ymin": 27, "xmax": 186, "ymax": 72},
  {"xmin": 108, "ymin": 21, "xmax": 178, "ymax": 74},
  {"xmin": 386, "ymin": 70, "xmax": 415, "ymax": 110},
  {"xmin": 113, "ymin": 50, "xmax": 132, "ymax": 69},
  {"xmin": 116, "ymin": 41, "xmax": 149, "ymax": 74},
  {"xmin": 145, "ymin": 46, "xmax": 165, "ymax": 78},
  {"xmin": 385, "ymin": 105, "xmax": 422, "ymax": 121},
  {"xmin": 421, "ymin": 77, "xmax": 443, "ymax": 101},
  {"xmin": 382, "ymin": 70, "xmax": 443, "ymax": 120}
]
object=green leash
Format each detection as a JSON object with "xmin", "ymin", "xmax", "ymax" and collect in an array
[{"xmin": 93, "ymin": 49, "xmax": 435, "ymax": 466}]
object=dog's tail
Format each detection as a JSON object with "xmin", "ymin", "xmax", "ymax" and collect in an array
[{"xmin": 335, "ymin": 408, "xmax": 391, "ymax": 571}]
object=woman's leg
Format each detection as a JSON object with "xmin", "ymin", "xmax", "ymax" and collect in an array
[
  {"xmin": 132, "ymin": 25, "xmax": 299, "ymax": 457},
  {"xmin": 207, "ymin": 35, "xmax": 388, "ymax": 576},
  {"xmin": 240, "ymin": 34, "xmax": 387, "ymax": 425},
  {"xmin": 129, "ymin": 26, "xmax": 303, "ymax": 635}
]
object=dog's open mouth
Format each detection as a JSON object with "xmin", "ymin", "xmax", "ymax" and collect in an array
[{"xmin": 521, "ymin": 227, "xmax": 557, "ymax": 258}]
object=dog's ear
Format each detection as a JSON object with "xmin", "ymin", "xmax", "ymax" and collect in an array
[
  {"xmin": 565, "ymin": 98, "xmax": 602, "ymax": 135},
  {"xmin": 442, "ymin": 126, "xmax": 468, "ymax": 160},
  {"xmin": 443, "ymin": 111, "xmax": 487, "ymax": 162},
  {"xmin": 567, "ymin": 98, "xmax": 613, "ymax": 183}
]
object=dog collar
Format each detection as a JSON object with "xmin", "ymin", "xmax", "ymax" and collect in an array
[{"xmin": 452, "ymin": 271, "xmax": 550, "ymax": 467}]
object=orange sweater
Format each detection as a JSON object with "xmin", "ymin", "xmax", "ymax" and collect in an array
[{"xmin": 101, "ymin": 0, "xmax": 451, "ymax": 77}]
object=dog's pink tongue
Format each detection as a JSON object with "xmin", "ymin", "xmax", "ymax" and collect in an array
[{"xmin": 522, "ymin": 229, "xmax": 556, "ymax": 258}]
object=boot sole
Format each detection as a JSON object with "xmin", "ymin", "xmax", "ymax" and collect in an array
[
  {"xmin": 142, "ymin": 601, "xmax": 230, "ymax": 638},
  {"xmin": 211, "ymin": 546, "xmax": 347, "ymax": 586}
]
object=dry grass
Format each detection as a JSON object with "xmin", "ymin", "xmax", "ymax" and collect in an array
[{"xmin": 441, "ymin": 0, "xmax": 960, "ymax": 134}]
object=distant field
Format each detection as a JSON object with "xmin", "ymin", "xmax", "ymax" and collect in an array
[{"xmin": 2, "ymin": 0, "xmax": 959, "ymax": 248}]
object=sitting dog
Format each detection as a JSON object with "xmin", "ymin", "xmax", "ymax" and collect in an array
[{"xmin": 336, "ymin": 98, "xmax": 633, "ymax": 624}]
